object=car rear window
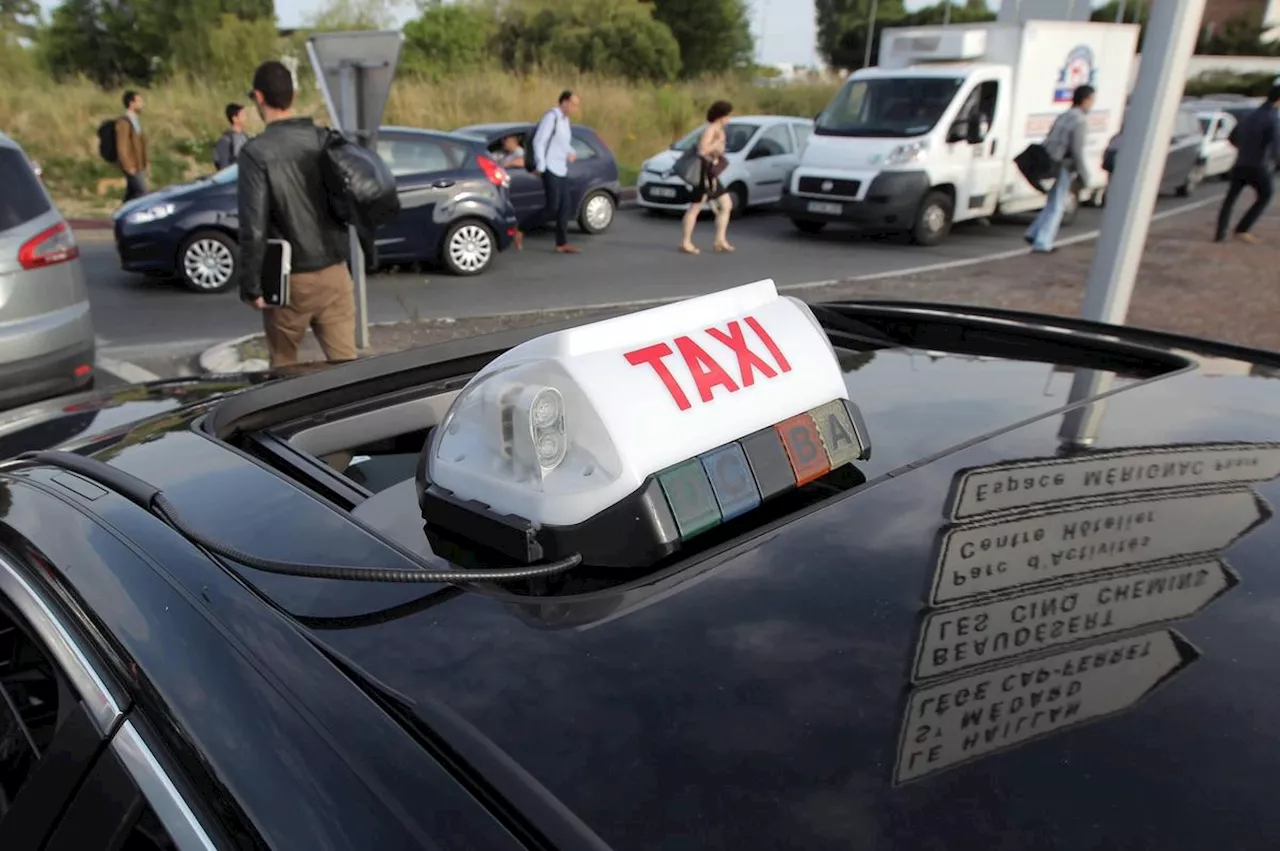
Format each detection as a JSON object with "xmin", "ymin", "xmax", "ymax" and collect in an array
[{"xmin": 0, "ymin": 147, "xmax": 51, "ymax": 233}]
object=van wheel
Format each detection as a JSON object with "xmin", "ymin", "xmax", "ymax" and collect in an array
[
  {"xmin": 179, "ymin": 230, "xmax": 237, "ymax": 293},
  {"xmin": 442, "ymin": 220, "xmax": 495, "ymax": 276},
  {"xmin": 1061, "ymin": 189, "xmax": 1080, "ymax": 227},
  {"xmin": 792, "ymin": 218, "xmax": 826, "ymax": 235},
  {"xmin": 1178, "ymin": 163, "xmax": 1205, "ymax": 197},
  {"xmin": 911, "ymin": 191, "xmax": 953, "ymax": 246}
]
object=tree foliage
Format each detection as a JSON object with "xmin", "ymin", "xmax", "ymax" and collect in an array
[
  {"xmin": 817, "ymin": 0, "xmax": 994, "ymax": 70},
  {"xmin": 401, "ymin": 3, "xmax": 496, "ymax": 79},
  {"xmin": 493, "ymin": 0, "xmax": 682, "ymax": 82},
  {"xmin": 0, "ymin": 0, "xmax": 41, "ymax": 41},
  {"xmin": 651, "ymin": 0, "xmax": 753, "ymax": 77},
  {"xmin": 305, "ymin": 0, "xmax": 407, "ymax": 31}
]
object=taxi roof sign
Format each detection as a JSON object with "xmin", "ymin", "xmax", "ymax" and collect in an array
[{"xmin": 421, "ymin": 280, "xmax": 869, "ymax": 566}]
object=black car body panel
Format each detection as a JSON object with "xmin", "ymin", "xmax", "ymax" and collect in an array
[
  {"xmin": 112, "ymin": 127, "xmax": 518, "ymax": 283},
  {"xmin": 5, "ymin": 303, "xmax": 1280, "ymax": 848},
  {"xmin": 454, "ymin": 122, "xmax": 622, "ymax": 227},
  {"xmin": 1104, "ymin": 107, "xmax": 1205, "ymax": 193}
]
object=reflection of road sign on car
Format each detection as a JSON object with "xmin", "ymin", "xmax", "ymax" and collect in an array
[
  {"xmin": 1054, "ymin": 45, "xmax": 1096, "ymax": 103},
  {"xmin": 915, "ymin": 559, "xmax": 1236, "ymax": 680},
  {"xmin": 895, "ymin": 630, "xmax": 1199, "ymax": 784},
  {"xmin": 931, "ymin": 488, "xmax": 1267, "ymax": 604},
  {"xmin": 945, "ymin": 442, "xmax": 1280, "ymax": 522}
]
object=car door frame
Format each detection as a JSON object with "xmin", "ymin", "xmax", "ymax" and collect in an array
[
  {"xmin": 0, "ymin": 547, "xmax": 218, "ymax": 851},
  {"xmin": 949, "ymin": 70, "xmax": 1008, "ymax": 220},
  {"xmin": 743, "ymin": 122, "xmax": 798, "ymax": 205},
  {"xmin": 374, "ymin": 132, "xmax": 470, "ymax": 264}
]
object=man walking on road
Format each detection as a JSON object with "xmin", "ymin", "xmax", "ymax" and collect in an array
[
  {"xmin": 214, "ymin": 103, "xmax": 249, "ymax": 171},
  {"xmin": 1025, "ymin": 85, "xmax": 1095, "ymax": 254},
  {"xmin": 237, "ymin": 60, "xmax": 357, "ymax": 369},
  {"xmin": 1215, "ymin": 85, "xmax": 1280, "ymax": 245},
  {"xmin": 531, "ymin": 90, "xmax": 581, "ymax": 254},
  {"xmin": 116, "ymin": 91, "xmax": 148, "ymax": 202}
]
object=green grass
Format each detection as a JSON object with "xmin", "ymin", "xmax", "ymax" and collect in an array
[{"xmin": 0, "ymin": 71, "xmax": 838, "ymax": 217}]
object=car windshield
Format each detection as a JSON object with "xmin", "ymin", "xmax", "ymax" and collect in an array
[
  {"xmin": 671, "ymin": 122, "xmax": 759, "ymax": 154},
  {"xmin": 815, "ymin": 76, "xmax": 963, "ymax": 137}
]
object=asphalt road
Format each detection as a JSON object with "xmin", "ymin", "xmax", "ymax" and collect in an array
[{"xmin": 86, "ymin": 193, "xmax": 1218, "ymax": 362}]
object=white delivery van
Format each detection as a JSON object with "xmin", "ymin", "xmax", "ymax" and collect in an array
[{"xmin": 781, "ymin": 21, "xmax": 1139, "ymax": 245}]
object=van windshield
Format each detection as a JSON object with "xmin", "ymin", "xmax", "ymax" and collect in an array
[{"xmin": 815, "ymin": 77, "xmax": 964, "ymax": 138}]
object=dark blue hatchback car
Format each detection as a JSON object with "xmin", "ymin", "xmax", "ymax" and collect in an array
[
  {"xmin": 453, "ymin": 122, "xmax": 622, "ymax": 235},
  {"xmin": 113, "ymin": 126, "xmax": 520, "ymax": 293}
]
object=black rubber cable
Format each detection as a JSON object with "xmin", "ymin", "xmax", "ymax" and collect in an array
[{"xmin": 151, "ymin": 493, "xmax": 580, "ymax": 584}]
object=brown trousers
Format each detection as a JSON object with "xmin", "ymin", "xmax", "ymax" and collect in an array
[{"xmin": 262, "ymin": 262, "xmax": 359, "ymax": 368}]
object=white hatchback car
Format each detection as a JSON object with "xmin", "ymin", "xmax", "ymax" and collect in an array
[
  {"xmin": 1195, "ymin": 109, "xmax": 1239, "ymax": 179},
  {"xmin": 636, "ymin": 115, "xmax": 814, "ymax": 214}
]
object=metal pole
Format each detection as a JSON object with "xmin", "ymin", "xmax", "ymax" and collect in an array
[
  {"xmin": 943, "ymin": 1, "xmax": 951, "ymax": 26},
  {"xmin": 864, "ymin": 0, "xmax": 878, "ymax": 69},
  {"xmin": 338, "ymin": 62, "xmax": 370, "ymax": 351},
  {"xmin": 1078, "ymin": 0, "xmax": 1206, "ymax": 327},
  {"xmin": 1116, "ymin": 0, "xmax": 1127, "ymax": 24},
  {"xmin": 1057, "ymin": 369, "xmax": 1115, "ymax": 449}
]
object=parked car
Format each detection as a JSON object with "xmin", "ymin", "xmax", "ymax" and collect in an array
[
  {"xmin": 1101, "ymin": 107, "xmax": 1206, "ymax": 202},
  {"xmin": 113, "ymin": 127, "xmax": 520, "ymax": 292},
  {"xmin": 1195, "ymin": 108, "xmax": 1239, "ymax": 179},
  {"xmin": 0, "ymin": 131, "xmax": 94, "ymax": 408},
  {"xmin": 453, "ymin": 122, "xmax": 622, "ymax": 234},
  {"xmin": 636, "ymin": 115, "xmax": 814, "ymax": 215}
]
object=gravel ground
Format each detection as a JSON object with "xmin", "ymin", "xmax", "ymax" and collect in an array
[
  {"xmin": 226, "ymin": 200, "xmax": 1280, "ymax": 366},
  {"xmin": 809, "ymin": 199, "xmax": 1280, "ymax": 351}
]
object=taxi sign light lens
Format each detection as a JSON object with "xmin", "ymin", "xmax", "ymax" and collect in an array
[
  {"xmin": 739, "ymin": 428, "xmax": 798, "ymax": 501},
  {"xmin": 701, "ymin": 443, "xmax": 761, "ymax": 520},
  {"xmin": 810, "ymin": 399, "xmax": 861, "ymax": 468},
  {"xmin": 657, "ymin": 459, "xmax": 722, "ymax": 540},
  {"xmin": 776, "ymin": 413, "xmax": 831, "ymax": 485}
]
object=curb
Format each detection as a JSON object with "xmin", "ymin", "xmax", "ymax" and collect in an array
[
  {"xmin": 64, "ymin": 186, "xmax": 641, "ymax": 230},
  {"xmin": 193, "ymin": 192, "xmax": 1221, "ymax": 376}
]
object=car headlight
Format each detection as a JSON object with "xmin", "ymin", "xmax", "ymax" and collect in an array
[
  {"xmin": 883, "ymin": 140, "xmax": 930, "ymax": 167},
  {"xmin": 124, "ymin": 202, "xmax": 178, "ymax": 225}
]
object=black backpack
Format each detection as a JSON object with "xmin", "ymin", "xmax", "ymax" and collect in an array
[
  {"xmin": 97, "ymin": 118, "xmax": 118, "ymax": 164},
  {"xmin": 320, "ymin": 128, "xmax": 400, "ymax": 231}
]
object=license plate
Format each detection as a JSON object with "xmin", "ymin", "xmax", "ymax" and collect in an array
[
  {"xmin": 650, "ymin": 186, "xmax": 678, "ymax": 199},
  {"xmin": 807, "ymin": 201, "xmax": 842, "ymax": 215}
]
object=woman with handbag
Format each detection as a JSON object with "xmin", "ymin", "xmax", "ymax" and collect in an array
[{"xmin": 679, "ymin": 100, "xmax": 736, "ymax": 255}]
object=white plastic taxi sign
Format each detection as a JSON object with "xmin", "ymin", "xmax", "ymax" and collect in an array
[
  {"xmin": 931, "ymin": 488, "xmax": 1265, "ymax": 604},
  {"xmin": 894, "ymin": 630, "xmax": 1198, "ymax": 784},
  {"xmin": 914, "ymin": 559, "xmax": 1235, "ymax": 681},
  {"xmin": 946, "ymin": 442, "xmax": 1280, "ymax": 522},
  {"xmin": 429, "ymin": 280, "xmax": 848, "ymax": 527}
]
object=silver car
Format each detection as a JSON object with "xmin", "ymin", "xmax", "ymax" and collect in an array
[{"xmin": 0, "ymin": 132, "xmax": 95, "ymax": 407}]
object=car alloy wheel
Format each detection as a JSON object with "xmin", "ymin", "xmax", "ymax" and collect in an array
[
  {"xmin": 580, "ymin": 191, "xmax": 615, "ymax": 234},
  {"xmin": 181, "ymin": 235, "xmax": 236, "ymax": 292},
  {"xmin": 446, "ymin": 222, "xmax": 493, "ymax": 275}
]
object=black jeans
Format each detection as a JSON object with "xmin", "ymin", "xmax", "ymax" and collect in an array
[
  {"xmin": 123, "ymin": 172, "xmax": 148, "ymax": 202},
  {"xmin": 539, "ymin": 172, "xmax": 572, "ymax": 246},
  {"xmin": 1216, "ymin": 165, "xmax": 1274, "ymax": 239}
]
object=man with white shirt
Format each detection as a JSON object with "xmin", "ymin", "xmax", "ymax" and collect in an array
[{"xmin": 531, "ymin": 90, "xmax": 581, "ymax": 254}]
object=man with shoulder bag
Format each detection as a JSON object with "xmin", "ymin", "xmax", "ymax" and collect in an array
[
  {"xmin": 1019, "ymin": 84, "xmax": 1096, "ymax": 254},
  {"xmin": 237, "ymin": 61, "xmax": 360, "ymax": 369}
]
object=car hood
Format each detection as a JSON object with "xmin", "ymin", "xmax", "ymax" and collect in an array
[
  {"xmin": 280, "ymin": 313, "xmax": 1280, "ymax": 851},
  {"xmin": 800, "ymin": 133, "xmax": 922, "ymax": 170},
  {"xmin": 112, "ymin": 177, "xmax": 223, "ymax": 221},
  {"xmin": 0, "ymin": 376, "xmax": 264, "ymax": 459}
]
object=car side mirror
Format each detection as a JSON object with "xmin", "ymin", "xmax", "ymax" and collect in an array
[{"xmin": 967, "ymin": 118, "xmax": 987, "ymax": 145}]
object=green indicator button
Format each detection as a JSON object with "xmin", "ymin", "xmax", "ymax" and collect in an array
[
  {"xmin": 657, "ymin": 459, "xmax": 723, "ymax": 540},
  {"xmin": 810, "ymin": 399, "xmax": 861, "ymax": 468}
]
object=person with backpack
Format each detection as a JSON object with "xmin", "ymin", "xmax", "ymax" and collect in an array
[
  {"xmin": 1214, "ymin": 85, "xmax": 1280, "ymax": 245},
  {"xmin": 98, "ymin": 91, "xmax": 148, "ymax": 202},
  {"xmin": 213, "ymin": 103, "xmax": 249, "ymax": 172},
  {"xmin": 237, "ymin": 60, "xmax": 357, "ymax": 369},
  {"xmin": 1023, "ymin": 84, "xmax": 1095, "ymax": 255},
  {"xmin": 530, "ymin": 90, "xmax": 581, "ymax": 254}
]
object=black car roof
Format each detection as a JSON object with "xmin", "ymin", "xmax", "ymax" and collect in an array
[
  {"xmin": 454, "ymin": 121, "xmax": 598, "ymax": 140},
  {"xmin": 12, "ymin": 302, "xmax": 1280, "ymax": 849}
]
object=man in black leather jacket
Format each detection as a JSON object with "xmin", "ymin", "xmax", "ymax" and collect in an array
[{"xmin": 238, "ymin": 60, "xmax": 357, "ymax": 367}]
